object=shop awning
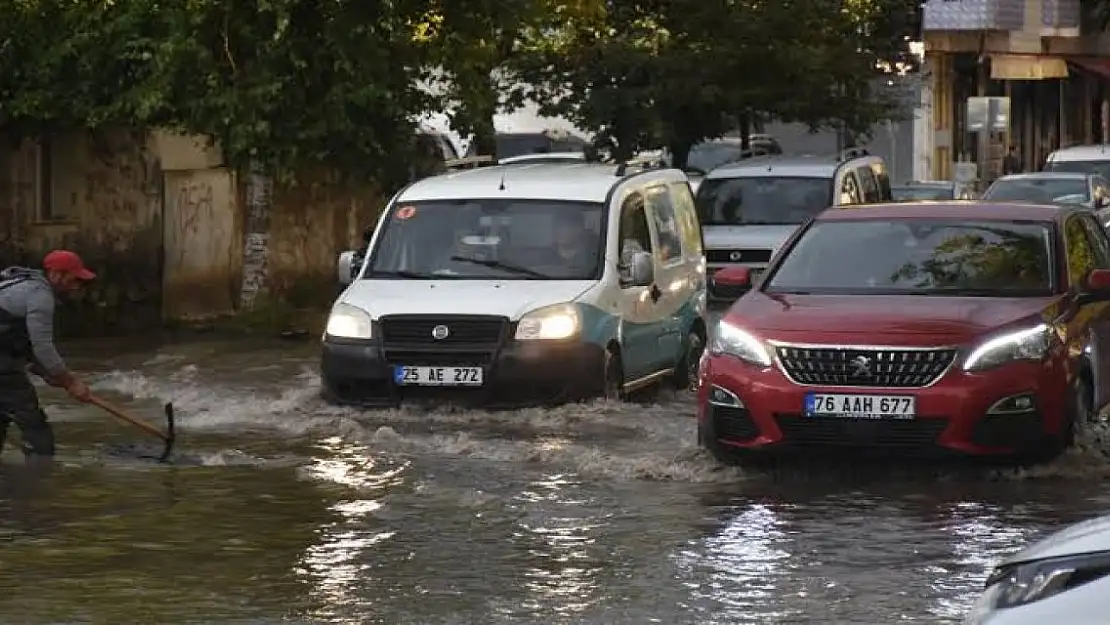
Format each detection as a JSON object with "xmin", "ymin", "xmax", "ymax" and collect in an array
[
  {"xmin": 990, "ymin": 55, "xmax": 1070, "ymax": 80},
  {"xmin": 1067, "ymin": 57, "xmax": 1110, "ymax": 80}
]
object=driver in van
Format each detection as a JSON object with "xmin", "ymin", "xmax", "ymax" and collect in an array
[{"xmin": 544, "ymin": 212, "xmax": 598, "ymax": 277}]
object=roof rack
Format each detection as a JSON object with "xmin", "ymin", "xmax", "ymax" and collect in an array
[
  {"xmin": 838, "ymin": 147, "xmax": 870, "ymax": 161},
  {"xmin": 615, "ymin": 153, "xmax": 667, "ymax": 176},
  {"xmin": 445, "ymin": 155, "xmax": 497, "ymax": 171}
]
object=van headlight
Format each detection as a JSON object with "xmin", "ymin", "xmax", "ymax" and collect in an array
[
  {"xmin": 962, "ymin": 324, "xmax": 1051, "ymax": 372},
  {"xmin": 325, "ymin": 303, "xmax": 373, "ymax": 340},
  {"xmin": 965, "ymin": 552, "xmax": 1110, "ymax": 624},
  {"xmin": 709, "ymin": 321, "xmax": 771, "ymax": 367},
  {"xmin": 515, "ymin": 303, "xmax": 580, "ymax": 340}
]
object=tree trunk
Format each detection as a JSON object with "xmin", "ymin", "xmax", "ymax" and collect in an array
[{"xmin": 739, "ymin": 112, "xmax": 751, "ymax": 151}]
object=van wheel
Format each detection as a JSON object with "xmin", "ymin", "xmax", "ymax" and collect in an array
[
  {"xmin": 603, "ymin": 349, "xmax": 625, "ymax": 401},
  {"xmin": 673, "ymin": 330, "xmax": 706, "ymax": 391}
]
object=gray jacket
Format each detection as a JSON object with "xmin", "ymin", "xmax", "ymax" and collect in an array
[{"xmin": 0, "ymin": 267, "xmax": 67, "ymax": 376}]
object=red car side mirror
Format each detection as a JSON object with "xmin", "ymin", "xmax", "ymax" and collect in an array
[
  {"xmin": 714, "ymin": 266, "xmax": 752, "ymax": 288},
  {"xmin": 1087, "ymin": 268, "xmax": 1110, "ymax": 291}
]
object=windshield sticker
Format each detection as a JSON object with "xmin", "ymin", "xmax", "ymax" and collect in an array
[{"xmin": 395, "ymin": 205, "xmax": 417, "ymax": 220}]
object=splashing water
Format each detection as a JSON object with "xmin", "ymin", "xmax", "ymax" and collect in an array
[{"xmin": 83, "ymin": 361, "xmax": 1110, "ymax": 484}]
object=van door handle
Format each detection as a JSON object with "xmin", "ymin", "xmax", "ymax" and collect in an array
[{"xmin": 649, "ymin": 284, "xmax": 662, "ymax": 303}]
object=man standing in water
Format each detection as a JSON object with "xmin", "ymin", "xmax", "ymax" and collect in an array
[{"xmin": 0, "ymin": 250, "xmax": 95, "ymax": 459}]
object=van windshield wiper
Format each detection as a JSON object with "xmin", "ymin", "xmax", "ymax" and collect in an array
[{"xmin": 449, "ymin": 255, "xmax": 553, "ymax": 279}]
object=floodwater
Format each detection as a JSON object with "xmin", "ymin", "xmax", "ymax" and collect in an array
[{"xmin": 2, "ymin": 336, "xmax": 1110, "ymax": 624}]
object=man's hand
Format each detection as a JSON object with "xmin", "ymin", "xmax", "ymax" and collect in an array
[{"xmin": 65, "ymin": 378, "xmax": 92, "ymax": 403}]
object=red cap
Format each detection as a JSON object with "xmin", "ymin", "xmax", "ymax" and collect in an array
[{"xmin": 43, "ymin": 250, "xmax": 96, "ymax": 280}]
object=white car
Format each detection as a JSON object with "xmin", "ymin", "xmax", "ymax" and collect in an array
[
  {"xmin": 965, "ymin": 514, "xmax": 1110, "ymax": 624},
  {"xmin": 694, "ymin": 149, "xmax": 894, "ymax": 302},
  {"xmin": 323, "ymin": 160, "xmax": 709, "ymax": 408}
]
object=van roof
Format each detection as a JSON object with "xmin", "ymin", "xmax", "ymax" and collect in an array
[
  {"xmin": 705, "ymin": 154, "xmax": 880, "ymax": 180},
  {"xmin": 397, "ymin": 162, "xmax": 644, "ymax": 203},
  {"xmin": 1048, "ymin": 145, "xmax": 1110, "ymax": 162}
]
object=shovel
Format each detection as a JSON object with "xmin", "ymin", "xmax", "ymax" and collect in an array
[{"xmin": 88, "ymin": 395, "xmax": 176, "ymax": 462}]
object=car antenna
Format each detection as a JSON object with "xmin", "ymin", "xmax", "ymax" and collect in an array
[{"xmin": 499, "ymin": 171, "xmax": 507, "ymax": 191}]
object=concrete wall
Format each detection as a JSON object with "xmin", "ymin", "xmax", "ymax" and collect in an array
[
  {"xmin": 0, "ymin": 130, "xmax": 163, "ymax": 336},
  {"xmin": 764, "ymin": 77, "xmax": 922, "ymax": 185},
  {"xmin": 0, "ymin": 127, "xmax": 389, "ymax": 334}
]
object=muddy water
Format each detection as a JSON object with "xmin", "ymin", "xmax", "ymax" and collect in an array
[{"xmin": 1, "ymin": 338, "xmax": 1109, "ymax": 624}]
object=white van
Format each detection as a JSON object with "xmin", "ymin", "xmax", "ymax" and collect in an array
[
  {"xmin": 694, "ymin": 149, "xmax": 892, "ymax": 301},
  {"xmin": 1044, "ymin": 144, "xmax": 1110, "ymax": 179},
  {"xmin": 322, "ymin": 161, "xmax": 709, "ymax": 408}
]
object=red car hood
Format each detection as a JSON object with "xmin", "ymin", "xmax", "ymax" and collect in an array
[{"xmin": 730, "ymin": 292, "xmax": 1058, "ymax": 345}]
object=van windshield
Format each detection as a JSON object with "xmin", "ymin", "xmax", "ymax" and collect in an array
[
  {"xmin": 1045, "ymin": 160, "xmax": 1110, "ymax": 180},
  {"xmin": 367, "ymin": 199, "xmax": 605, "ymax": 280},
  {"xmin": 695, "ymin": 176, "xmax": 832, "ymax": 225}
]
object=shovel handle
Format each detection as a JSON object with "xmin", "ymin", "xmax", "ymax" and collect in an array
[{"xmin": 88, "ymin": 395, "xmax": 169, "ymax": 442}]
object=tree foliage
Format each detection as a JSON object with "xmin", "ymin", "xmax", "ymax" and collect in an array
[
  {"xmin": 0, "ymin": 0, "xmax": 923, "ymax": 180},
  {"xmin": 510, "ymin": 0, "xmax": 922, "ymax": 167},
  {"xmin": 0, "ymin": 0, "xmax": 438, "ymax": 182}
]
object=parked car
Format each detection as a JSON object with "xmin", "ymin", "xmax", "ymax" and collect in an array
[
  {"xmin": 1044, "ymin": 144, "xmax": 1110, "ymax": 180},
  {"xmin": 892, "ymin": 180, "xmax": 971, "ymax": 201},
  {"xmin": 664, "ymin": 135, "xmax": 784, "ymax": 175},
  {"xmin": 694, "ymin": 148, "xmax": 893, "ymax": 303},
  {"xmin": 324, "ymin": 160, "xmax": 709, "ymax": 408},
  {"xmin": 965, "ymin": 514, "xmax": 1110, "ymax": 624},
  {"xmin": 982, "ymin": 172, "xmax": 1110, "ymax": 214},
  {"xmin": 697, "ymin": 201, "xmax": 1110, "ymax": 465}
]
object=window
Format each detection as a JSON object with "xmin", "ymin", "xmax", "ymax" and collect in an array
[
  {"xmin": 367, "ymin": 199, "xmax": 604, "ymax": 280},
  {"xmin": 1045, "ymin": 160, "xmax": 1110, "ymax": 181},
  {"xmin": 839, "ymin": 171, "xmax": 861, "ymax": 205},
  {"xmin": 983, "ymin": 178, "xmax": 1091, "ymax": 204},
  {"xmin": 765, "ymin": 219, "xmax": 1054, "ymax": 296},
  {"xmin": 34, "ymin": 137, "xmax": 63, "ymax": 221},
  {"xmin": 1064, "ymin": 216, "xmax": 1096, "ymax": 287},
  {"xmin": 646, "ymin": 186, "xmax": 682, "ymax": 263},
  {"xmin": 874, "ymin": 164, "xmax": 893, "ymax": 200},
  {"xmin": 856, "ymin": 166, "xmax": 881, "ymax": 203},
  {"xmin": 670, "ymin": 182, "xmax": 703, "ymax": 256},
  {"xmin": 695, "ymin": 176, "xmax": 832, "ymax": 225},
  {"xmin": 618, "ymin": 191, "xmax": 653, "ymax": 270},
  {"xmin": 1080, "ymin": 215, "xmax": 1110, "ymax": 269}
]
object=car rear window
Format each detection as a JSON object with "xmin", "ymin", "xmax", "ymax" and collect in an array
[
  {"xmin": 695, "ymin": 176, "xmax": 832, "ymax": 225},
  {"xmin": 765, "ymin": 219, "xmax": 1054, "ymax": 296},
  {"xmin": 1045, "ymin": 160, "xmax": 1110, "ymax": 180},
  {"xmin": 982, "ymin": 178, "xmax": 1089, "ymax": 204}
]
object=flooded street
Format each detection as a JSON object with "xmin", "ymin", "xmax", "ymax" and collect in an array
[{"xmin": 3, "ymin": 337, "xmax": 1110, "ymax": 624}]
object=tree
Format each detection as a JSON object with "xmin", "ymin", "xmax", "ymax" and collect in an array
[
  {"xmin": 510, "ymin": 0, "xmax": 921, "ymax": 168},
  {"xmin": 0, "ymin": 0, "xmax": 442, "ymax": 184}
]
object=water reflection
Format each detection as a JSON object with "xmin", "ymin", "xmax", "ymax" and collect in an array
[
  {"xmin": 294, "ymin": 436, "xmax": 407, "ymax": 623},
  {"xmin": 928, "ymin": 501, "xmax": 1038, "ymax": 621},
  {"xmin": 509, "ymin": 473, "xmax": 604, "ymax": 620},
  {"xmin": 674, "ymin": 501, "xmax": 794, "ymax": 623}
]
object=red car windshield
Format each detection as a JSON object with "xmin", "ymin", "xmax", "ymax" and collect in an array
[{"xmin": 764, "ymin": 219, "xmax": 1055, "ymax": 296}]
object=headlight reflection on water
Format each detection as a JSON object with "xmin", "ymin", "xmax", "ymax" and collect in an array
[
  {"xmin": 673, "ymin": 503, "xmax": 794, "ymax": 622},
  {"xmin": 507, "ymin": 473, "xmax": 604, "ymax": 619},
  {"xmin": 293, "ymin": 436, "xmax": 408, "ymax": 623}
]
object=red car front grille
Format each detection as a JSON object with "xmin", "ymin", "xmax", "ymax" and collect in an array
[
  {"xmin": 775, "ymin": 346, "xmax": 958, "ymax": 388},
  {"xmin": 774, "ymin": 414, "xmax": 948, "ymax": 449}
]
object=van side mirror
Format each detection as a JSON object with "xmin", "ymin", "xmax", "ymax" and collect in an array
[
  {"xmin": 337, "ymin": 250, "xmax": 356, "ymax": 285},
  {"xmin": 714, "ymin": 266, "xmax": 752, "ymax": 288},
  {"xmin": 621, "ymin": 251, "xmax": 654, "ymax": 287}
]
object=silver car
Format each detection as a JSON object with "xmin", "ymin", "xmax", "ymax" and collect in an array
[{"xmin": 965, "ymin": 514, "xmax": 1110, "ymax": 625}]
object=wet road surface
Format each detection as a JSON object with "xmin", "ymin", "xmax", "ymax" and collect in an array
[{"xmin": 2, "ymin": 337, "xmax": 1110, "ymax": 624}]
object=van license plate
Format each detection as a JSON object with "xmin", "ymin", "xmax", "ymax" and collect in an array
[
  {"xmin": 804, "ymin": 393, "xmax": 915, "ymax": 419},
  {"xmin": 393, "ymin": 366, "xmax": 484, "ymax": 386}
]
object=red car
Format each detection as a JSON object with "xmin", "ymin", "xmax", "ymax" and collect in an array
[{"xmin": 697, "ymin": 202, "xmax": 1110, "ymax": 464}]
